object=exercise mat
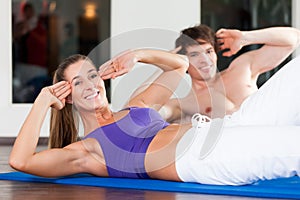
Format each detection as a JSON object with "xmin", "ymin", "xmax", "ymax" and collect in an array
[{"xmin": 0, "ymin": 172, "xmax": 300, "ymax": 199}]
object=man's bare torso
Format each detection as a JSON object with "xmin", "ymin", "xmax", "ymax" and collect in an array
[{"xmin": 180, "ymin": 67, "xmax": 258, "ymax": 119}]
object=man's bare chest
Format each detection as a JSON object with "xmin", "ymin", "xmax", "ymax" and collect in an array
[{"xmin": 182, "ymin": 81, "xmax": 257, "ymax": 117}]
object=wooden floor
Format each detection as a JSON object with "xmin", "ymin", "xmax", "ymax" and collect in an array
[{"xmin": 0, "ymin": 144, "xmax": 284, "ymax": 200}]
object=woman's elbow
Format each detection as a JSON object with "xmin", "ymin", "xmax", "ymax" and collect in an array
[{"xmin": 9, "ymin": 155, "xmax": 27, "ymax": 172}]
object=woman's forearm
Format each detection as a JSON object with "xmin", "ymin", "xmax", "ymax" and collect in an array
[
  {"xmin": 9, "ymin": 94, "xmax": 51, "ymax": 169},
  {"xmin": 135, "ymin": 49, "xmax": 189, "ymax": 72}
]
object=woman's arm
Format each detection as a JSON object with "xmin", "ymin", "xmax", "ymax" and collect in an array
[
  {"xmin": 99, "ymin": 49, "xmax": 189, "ymax": 110},
  {"xmin": 9, "ymin": 81, "xmax": 91, "ymax": 177},
  {"xmin": 159, "ymin": 98, "xmax": 182, "ymax": 122}
]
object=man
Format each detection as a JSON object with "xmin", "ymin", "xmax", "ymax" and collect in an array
[{"xmin": 161, "ymin": 24, "xmax": 300, "ymax": 122}]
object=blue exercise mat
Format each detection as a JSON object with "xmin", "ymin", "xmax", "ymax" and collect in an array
[{"xmin": 0, "ymin": 172, "xmax": 300, "ymax": 199}]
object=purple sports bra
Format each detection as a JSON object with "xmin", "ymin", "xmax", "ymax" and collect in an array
[{"xmin": 83, "ymin": 107, "xmax": 170, "ymax": 178}]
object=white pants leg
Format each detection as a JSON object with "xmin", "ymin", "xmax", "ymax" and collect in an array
[
  {"xmin": 175, "ymin": 125, "xmax": 300, "ymax": 185},
  {"xmin": 229, "ymin": 55, "xmax": 300, "ymax": 126}
]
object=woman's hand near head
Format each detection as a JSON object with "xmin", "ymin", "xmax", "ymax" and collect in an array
[
  {"xmin": 10, "ymin": 81, "xmax": 71, "ymax": 175},
  {"xmin": 99, "ymin": 50, "xmax": 138, "ymax": 80},
  {"xmin": 99, "ymin": 48, "xmax": 189, "ymax": 80},
  {"xmin": 36, "ymin": 81, "xmax": 71, "ymax": 110}
]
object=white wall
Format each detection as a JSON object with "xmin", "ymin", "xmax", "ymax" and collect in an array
[
  {"xmin": 0, "ymin": 0, "xmax": 200, "ymax": 137},
  {"xmin": 0, "ymin": 0, "xmax": 42, "ymax": 137},
  {"xmin": 110, "ymin": 0, "xmax": 200, "ymax": 111},
  {"xmin": 292, "ymin": 0, "xmax": 300, "ymax": 56}
]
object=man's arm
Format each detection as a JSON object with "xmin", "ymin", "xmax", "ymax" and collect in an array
[{"xmin": 217, "ymin": 27, "xmax": 300, "ymax": 76}]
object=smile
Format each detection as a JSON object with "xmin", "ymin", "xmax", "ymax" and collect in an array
[
  {"xmin": 85, "ymin": 91, "xmax": 100, "ymax": 100},
  {"xmin": 198, "ymin": 65, "xmax": 212, "ymax": 72}
]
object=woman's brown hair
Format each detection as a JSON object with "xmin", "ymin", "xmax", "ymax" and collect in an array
[{"xmin": 49, "ymin": 54, "xmax": 92, "ymax": 148}]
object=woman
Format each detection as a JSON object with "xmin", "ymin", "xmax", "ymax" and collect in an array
[{"xmin": 9, "ymin": 48, "xmax": 300, "ymax": 186}]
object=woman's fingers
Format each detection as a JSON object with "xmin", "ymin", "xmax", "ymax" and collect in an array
[
  {"xmin": 99, "ymin": 59, "xmax": 124, "ymax": 79},
  {"xmin": 111, "ymin": 68, "xmax": 129, "ymax": 79},
  {"xmin": 47, "ymin": 81, "xmax": 71, "ymax": 109},
  {"xmin": 50, "ymin": 81, "xmax": 68, "ymax": 93},
  {"xmin": 51, "ymin": 82, "xmax": 71, "ymax": 98},
  {"xmin": 99, "ymin": 66, "xmax": 116, "ymax": 78},
  {"xmin": 99, "ymin": 49, "xmax": 135, "ymax": 79},
  {"xmin": 56, "ymin": 86, "xmax": 71, "ymax": 101},
  {"xmin": 98, "ymin": 59, "xmax": 112, "ymax": 76}
]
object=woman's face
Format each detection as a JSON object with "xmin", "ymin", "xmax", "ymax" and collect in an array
[{"xmin": 64, "ymin": 60, "xmax": 108, "ymax": 112}]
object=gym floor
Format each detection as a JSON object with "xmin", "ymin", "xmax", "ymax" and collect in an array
[{"xmin": 0, "ymin": 144, "xmax": 284, "ymax": 200}]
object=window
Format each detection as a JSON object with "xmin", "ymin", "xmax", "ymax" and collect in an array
[
  {"xmin": 201, "ymin": 0, "xmax": 292, "ymax": 87},
  {"xmin": 12, "ymin": 0, "xmax": 111, "ymax": 103}
]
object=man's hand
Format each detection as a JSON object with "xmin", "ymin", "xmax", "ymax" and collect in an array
[{"xmin": 216, "ymin": 28, "xmax": 245, "ymax": 57}]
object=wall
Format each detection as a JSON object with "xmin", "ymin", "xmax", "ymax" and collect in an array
[
  {"xmin": 0, "ymin": 0, "xmax": 33, "ymax": 137},
  {"xmin": 110, "ymin": 0, "xmax": 200, "ymax": 111},
  {"xmin": 0, "ymin": 0, "xmax": 200, "ymax": 137},
  {"xmin": 292, "ymin": 0, "xmax": 300, "ymax": 56}
]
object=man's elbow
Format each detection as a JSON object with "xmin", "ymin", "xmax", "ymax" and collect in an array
[
  {"xmin": 179, "ymin": 55, "xmax": 189, "ymax": 71},
  {"xmin": 289, "ymin": 28, "xmax": 300, "ymax": 49}
]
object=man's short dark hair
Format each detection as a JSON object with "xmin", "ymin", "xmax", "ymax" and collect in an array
[{"xmin": 175, "ymin": 24, "xmax": 218, "ymax": 54}]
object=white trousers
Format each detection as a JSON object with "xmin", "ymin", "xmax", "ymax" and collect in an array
[
  {"xmin": 176, "ymin": 125, "xmax": 300, "ymax": 185},
  {"xmin": 176, "ymin": 56, "xmax": 300, "ymax": 185}
]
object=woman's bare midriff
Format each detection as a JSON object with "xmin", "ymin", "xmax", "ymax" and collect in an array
[{"xmin": 145, "ymin": 123, "xmax": 192, "ymax": 181}]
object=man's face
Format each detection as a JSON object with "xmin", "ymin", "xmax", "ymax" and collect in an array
[{"xmin": 185, "ymin": 41, "xmax": 217, "ymax": 81}]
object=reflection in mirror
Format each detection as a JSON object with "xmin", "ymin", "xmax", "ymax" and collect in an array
[
  {"xmin": 12, "ymin": 0, "xmax": 110, "ymax": 103},
  {"xmin": 201, "ymin": 0, "xmax": 292, "ymax": 87}
]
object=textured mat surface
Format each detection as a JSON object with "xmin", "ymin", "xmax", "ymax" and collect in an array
[{"xmin": 1, "ymin": 172, "xmax": 300, "ymax": 199}]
